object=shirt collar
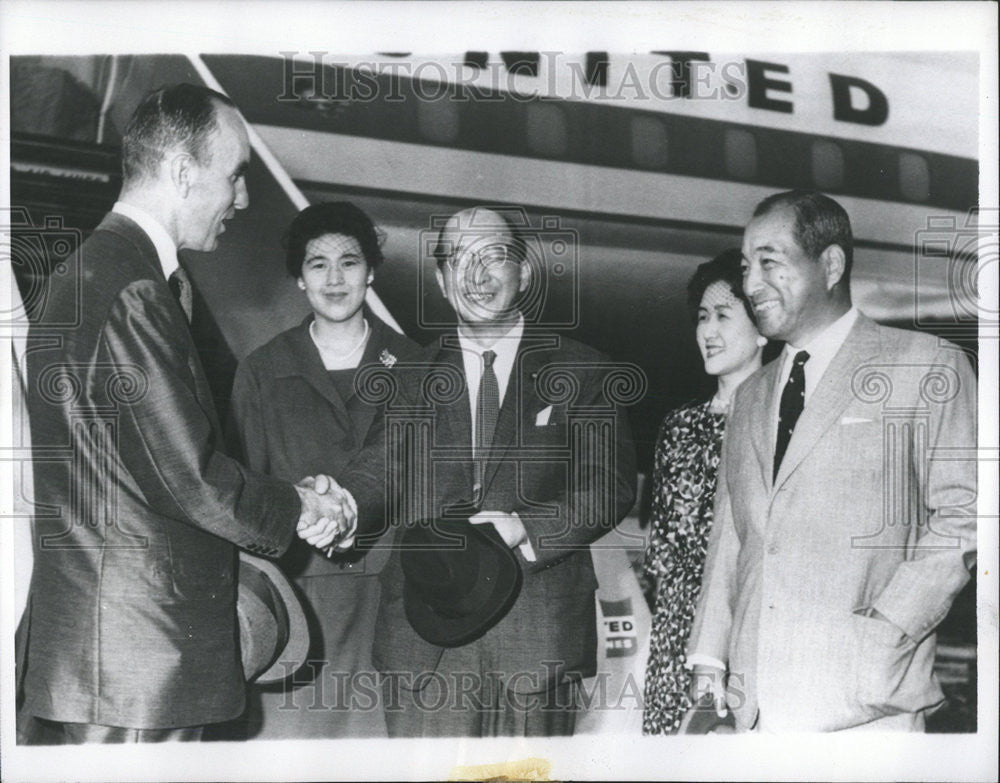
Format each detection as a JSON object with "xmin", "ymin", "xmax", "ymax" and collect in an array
[
  {"xmin": 456, "ymin": 314, "xmax": 524, "ymax": 414},
  {"xmin": 777, "ymin": 306, "xmax": 858, "ymax": 408},
  {"xmin": 112, "ymin": 201, "xmax": 179, "ymax": 280},
  {"xmin": 455, "ymin": 314, "xmax": 525, "ymax": 362},
  {"xmin": 785, "ymin": 306, "xmax": 858, "ymax": 365}
]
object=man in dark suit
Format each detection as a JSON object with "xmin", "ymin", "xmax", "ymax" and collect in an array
[
  {"xmin": 19, "ymin": 84, "xmax": 351, "ymax": 743},
  {"xmin": 685, "ymin": 191, "xmax": 977, "ymax": 732},
  {"xmin": 347, "ymin": 207, "xmax": 637, "ymax": 737}
]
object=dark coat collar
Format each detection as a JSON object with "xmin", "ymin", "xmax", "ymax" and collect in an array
[{"xmin": 94, "ymin": 212, "xmax": 164, "ymax": 279}]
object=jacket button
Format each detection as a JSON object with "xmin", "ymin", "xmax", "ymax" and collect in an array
[{"xmin": 767, "ymin": 543, "xmax": 779, "ymax": 555}]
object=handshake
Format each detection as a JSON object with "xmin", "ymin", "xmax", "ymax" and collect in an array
[{"xmin": 294, "ymin": 474, "xmax": 358, "ymax": 556}]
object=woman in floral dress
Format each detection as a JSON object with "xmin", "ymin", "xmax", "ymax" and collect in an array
[{"xmin": 642, "ymin": 249, "xmax": 767, "ymax": 734}]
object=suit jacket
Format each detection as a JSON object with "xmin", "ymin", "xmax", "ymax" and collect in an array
[
  {"xmin": 227, "ymin": 311, "xmax": 420, "ymax": 578},
  {"xmin": 22, "ymin": 213, "xmax": 301, "ymax": 729},
  {"xmin": 344, "ymin": 330, "xmax": 638, "ymax": 693},
  {"xmin": 687, "ymin": 314, "xmax": 977, "ymax": 731}
]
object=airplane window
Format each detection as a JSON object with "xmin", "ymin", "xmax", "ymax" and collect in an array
[
  {"xmin": 899, "ymin": 152, "xmax": 931, "ymax": 202},
  {"xmin": 526, "ymin": 102, "xmax": 568, "ymax": 157},
  {"xmin": 417, "ymin": 98, "xmax": 460, "ymax": 144},
  {"xmin": 724, "ymin": 128, "xmax": 757, "ymax": 180},
  {"xmin": 811, "ymin": 140, "xmax": 844, "ymax": 189},
  {"xmin": 630, "ymin": 116, "xmax": 668, "ymax": 169}
]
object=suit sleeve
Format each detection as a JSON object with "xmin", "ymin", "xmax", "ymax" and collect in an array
[
  {"xmin": 335, "ymin": 359, "xmax": 417, "ymax": 549},
  {"xmin": 686, "ymin": 407, "xmax": 740, "ymax": 665},
  {"xmin": 871, "ymin": 344, "xmax": 978, "ymax": 642},
  {"xmin": 100, "ymin": 281, "xmax": 299, "ymax": 556},
  {"xmin": 520, "ymin": 362, "xmax": 638, "ymax": 567},
  {"xmin": 338, "ymin": 406, "xmax": 393, "ymax": 549}
]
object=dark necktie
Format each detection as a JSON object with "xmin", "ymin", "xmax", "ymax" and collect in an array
[
  {"xmin": 168, "ymin": 266, "xmax": 193, "ymax": 323},
  {"xmin": 773, "ymin": 350, "xmax": 810, "ymax": 481},
  {"xmin": 476, "ymin": 349, "xmax": 500, "ymax": 456}
]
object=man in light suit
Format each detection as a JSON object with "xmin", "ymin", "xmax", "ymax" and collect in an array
[
  {"xmin": 19, "ymin": 84, "xmax": 351, "ymax": 743},
  {"xmin": 347, "ymin": 207, "xmax": 637, "ymax": 736},
  {"xmin": 685, "ymin": 190, "xmax": 977, "ymax": 732}
]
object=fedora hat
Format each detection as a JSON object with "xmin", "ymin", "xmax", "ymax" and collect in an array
[
  {"xmin": 236, "ymin": 552, "xmax": 310, "ymax": 683},
  {"xmin": 401, "ymin": 514, "xmax": 523, "ymax": 648}
]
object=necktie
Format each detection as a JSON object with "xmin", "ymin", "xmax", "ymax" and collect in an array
[
  {"xmin": 773, "ymin": 350, "xmax": 810, "ymax": 481},
  {"xmin": 476, "ymin": 350, "xmax": 500, "ymax": 456},
  {"xmin": 168, "ymin": 266, "xmax": 193, "ymax": 323}
]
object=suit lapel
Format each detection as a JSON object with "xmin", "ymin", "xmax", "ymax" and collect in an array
[
  {"xmin": 480, "ymin": 334, "xmax": 557, "ymax": 498},
  {"xmin": 100, "ymin": 213, "xmax": 186, "ymax": 327},
  {"xmin": 772, "ymin": 315, "xmax": 881, "ymax": 493},
  {"xmin": 752, "ymin": 361, "xmax": 782, "ymax": 491},
  {"xmin": 101, "ymin": 212, "xmax": 222, "ymax": 429},
  {"xmin": 430, "ymin": 336, "xmax": 475, "ymax": 497}
]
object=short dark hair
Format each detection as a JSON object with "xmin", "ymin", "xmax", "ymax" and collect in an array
[
  {"xmin": 284, "ymin": 201, "xmax": 384, "ymax": 277},
  {"xmin": 431, "ymin": 207, "xmax": 528, "ymax": 270},
  {"xmin": 121, "ymin": 83, "xmax": 236, "ymax": 182},
  {"xmin": 687, "ymin": 248, "xmax": 755, "ymax": 325},
  {"xmin": 752, "ymin": 190, "xmax": 854, "ymax": 277}
]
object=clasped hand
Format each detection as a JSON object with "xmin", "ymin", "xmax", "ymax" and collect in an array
[{"xmin": 294, "ymin": 474, "xmax": 357, "ymax": 553}]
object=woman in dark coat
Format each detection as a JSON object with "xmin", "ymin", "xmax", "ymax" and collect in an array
[{"xmin": 227, "ymin": 202, "xmax": 420, "ymax": 738}]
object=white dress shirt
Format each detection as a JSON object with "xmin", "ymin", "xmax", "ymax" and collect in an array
[
  {"xmin": 112, "ymin": 201, "xmax": 179, "ymax": 280},
  {"xmin": 456, "ymin": 315, "xmax": 524, "ymax": 448},
  {"xmin": 772, "ymin": 307, "xmax": 859, "ymax": 438},
  {"xmin": 455, "ymin": 315, "xmax": 535, "ymax": 561}
]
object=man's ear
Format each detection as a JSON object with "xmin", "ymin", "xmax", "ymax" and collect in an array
[
  {"xmin": 518, "ymin": 260, "xmax": 531, "ymax": 293},
  {"xmin": 820, "ymin": 244, "xmax": 846, "ymax": 290},
  {"xmin": 169, "ymin": 153, "xmax": 195, "ymax": 198}
]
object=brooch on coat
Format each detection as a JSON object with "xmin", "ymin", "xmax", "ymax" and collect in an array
[{"xmin": 379, "ymin": 349, "xmax": 397, "ymax": 368}]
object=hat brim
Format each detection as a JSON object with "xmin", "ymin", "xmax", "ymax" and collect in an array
[
  {"xmin": 237, "ymin": 552, "xmax": 310, "ymax": 684},
  {"xmin": 402, "ymin": 520, "xmax": 523, "ymax": 648}
]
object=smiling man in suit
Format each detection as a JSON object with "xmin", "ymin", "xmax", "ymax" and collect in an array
[
  {"xmin": 352, "ymin": 206, "xmax": 637, "ymax": 737},
  {"xmin": 19, "ymin": 84, "xmax": 351, "ymax": 743},
  {"xmin": 685, "ymin": 190, "xmax": 977, "ymax": 732}
]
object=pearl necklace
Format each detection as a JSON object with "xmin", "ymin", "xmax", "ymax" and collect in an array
[{"xmin": 310, "ymin": 318, "xmax": 370, "ymax": 361}]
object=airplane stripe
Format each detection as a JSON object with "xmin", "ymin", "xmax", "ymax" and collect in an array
[
  {"xmin": 204, "ymin": 55, "xmax": 977, "ymax": 213},
  {"xmin": 255, "ymin": 125, "xmax": 968, "ymax": 251}
]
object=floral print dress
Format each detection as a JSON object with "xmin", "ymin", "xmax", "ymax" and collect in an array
[{"xmin": 642, "ymin": 399, "xmax": 726, "ymax": 735}]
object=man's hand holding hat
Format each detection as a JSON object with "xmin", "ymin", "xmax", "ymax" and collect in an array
[{"xmin": 469, "ymin": 510, "xmax": 527, "ymax": 548}]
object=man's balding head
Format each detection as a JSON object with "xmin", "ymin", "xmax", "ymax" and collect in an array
[
  {"xmin": 433, "ymin": 207, "xmax": 531, "ymax": 332},
  {"xmin": 121, "ymin": 83, "xmax": 237, "ymax": 185}
]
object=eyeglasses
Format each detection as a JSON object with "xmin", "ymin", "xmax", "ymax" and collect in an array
[{"xmin": 445, "ymin": 243, "xmax": 516, "ymax": 271}]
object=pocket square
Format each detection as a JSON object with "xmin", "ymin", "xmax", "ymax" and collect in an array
[
  {"xmin": 535, "ymin": 406, "xmax": 553, "ymax": 426},
  {"xmin": 840, "ymin": 415, "xmax": 873, "ymax": 425}
]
